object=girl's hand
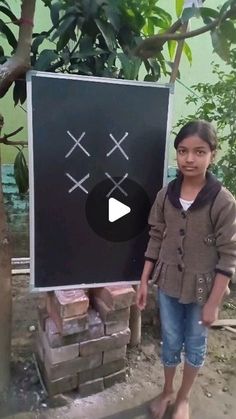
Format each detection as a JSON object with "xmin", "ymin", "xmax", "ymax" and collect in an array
[
  {"xmin": 202, "ymin": 302, "xmax": 219, "ymax": 327},
  {"xmin": 136, "ymin": 281, "xmax": 148, "ymax": 311}
]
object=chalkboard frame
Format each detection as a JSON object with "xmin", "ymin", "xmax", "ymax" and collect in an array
[{"xmin": 26, "ymin": 71, "xmax": 173, "ymax": 291}]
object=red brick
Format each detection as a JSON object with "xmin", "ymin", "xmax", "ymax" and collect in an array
[
  {"xmin": 79, "ymin": 377, "xmax": 104, "ymax": 397},
  {"xmin": 88, "ymin": 308, "xmax": 104, "ymax": 339},
  {"xmin": 104, "ymin": 369, "xmax": 126, "ymax": 388},
  {"xmin": 44, "ymin": 352, "xmax": 102, "ymax": 381},
  {"xmin": 39, "ymin": 328, "xmax": 79, "ymax": 364},
  {"xmin": 103, "ymin": 346, "xmax": 127, "ymax": 364},
  {"xmin": 45, "ymin": 317, "xmax": 97, "ymax": 348},
  {"xmin": 46, "ymin": 293, "xmax": 88, "ymax": 336},
  {"xmin": 79, "ymin": 328, "xmax": 130, "ymax": 357},
  {"xmin": 92, "ymin": 286, "xmax": 135, "ymax": 310},
  {"xmin": 92, "ymin": 297, "xmax": 130, "ymax": 323},
  {"xmin": 78, "ymin": 358, "xmax": 125, "ymax": 383},
  {"xmin": 47, "ymin": 375, "xmax": 78, "ymax": 396},
  {"xmin": 45, "ymin": 373, "xmax": 77, "ymax": 396},
  {"xmin": 36, "ymin": 352, "xmax": 77, "ymax": 396},
  {"xmin": 105, "ymin": 318, "xmax": 129, "ymax": 335},
  {"xmin": 54, "ymin": 289, "xmax": 89, "ymax": 317}
]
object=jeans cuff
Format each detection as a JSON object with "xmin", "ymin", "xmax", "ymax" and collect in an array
[
  {"xmin": 185, "ymin": 357, "xmax": 205, "ymax": 368},
  {"xmin": 161, "ymin": 359, "xmax": 181, "ymax": 367}
]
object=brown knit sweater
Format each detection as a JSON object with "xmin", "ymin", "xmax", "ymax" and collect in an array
[{"xmin": 145, "ymin": 172, "xmax": 236, "ymax": 304}]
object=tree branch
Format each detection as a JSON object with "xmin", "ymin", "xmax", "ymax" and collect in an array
[
  {"xmin": 169, "ymin": 22, "xmax": 189, "ymax": 84},
  {"xmin": 135, "ymin": 7, "xmax": 232, "ymax": 59},
  {"xmin": 0, "ymin": 137, "xmax": 28, "ymax": 146},
  {"xmin": 0, "ymin": 0, "xmax": 36, "ymax": 98},
  {"xmin": 0, "ymin": 125, "xmax": 27, "ymax": 147},
  {"xmin": 3, "ymin": 127, "xmax": 23, "ymax": 139}
]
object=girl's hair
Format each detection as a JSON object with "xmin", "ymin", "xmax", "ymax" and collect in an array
[{"xmin": 174, "ymin": 120, "xmax": 217, "ymax": 151}]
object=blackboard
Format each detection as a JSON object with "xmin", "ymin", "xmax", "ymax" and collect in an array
[{"xmin": 27, "ymin": 71, "xmax": 172, "ymax": 290}]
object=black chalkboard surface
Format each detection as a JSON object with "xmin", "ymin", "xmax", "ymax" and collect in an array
[{"xmin": 27, "ymin": 71, "xmax": 172, "ymax": 290}]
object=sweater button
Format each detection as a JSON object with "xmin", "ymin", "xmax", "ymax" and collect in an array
[
  {"xmin": 181, "ymin": 211, "xmax": 187, "ymax": 219},
  {"xmin": 178, "ymin": 264, "xmax": 183, "ymax": 272},
  {"xmin": 179, "ymin": 229, "xmax": 185, "ymax": 236},
  {"xmin": 178, "ymin": 247, "xmax": 183, "ymax": 255}
]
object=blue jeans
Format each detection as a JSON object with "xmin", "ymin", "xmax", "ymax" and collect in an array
[{"xmin": 158, "ymin": 289, "xmax": 208, "ymax": 368}]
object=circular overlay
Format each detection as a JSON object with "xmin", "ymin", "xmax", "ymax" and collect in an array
[{"xmin": 85, "ymin": 177, "xmax": 151, "ymax": 242}]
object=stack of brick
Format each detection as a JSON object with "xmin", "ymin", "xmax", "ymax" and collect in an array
[{"xmin": 36, "ymin": 285, "xmax": 135, "ymax": 397}]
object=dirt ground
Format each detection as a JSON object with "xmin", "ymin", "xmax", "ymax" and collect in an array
[{"xmin": 1, "ymin": 275, "xmax": 236, "ymax": 419}]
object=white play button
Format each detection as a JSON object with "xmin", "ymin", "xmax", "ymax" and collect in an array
[{"xmin": 108, "ymin": 197, "xmax": 131, "ymax": 222}]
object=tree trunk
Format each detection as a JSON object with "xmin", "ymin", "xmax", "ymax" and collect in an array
[
  {"xmin": 0, "ymin": 117, "xmax": 12, "ymax": 403},
  {"xmin": 0, "ymin": 0, "xmax": 36, "ymax": 97}
]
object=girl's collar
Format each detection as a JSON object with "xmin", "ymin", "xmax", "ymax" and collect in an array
[{"xmin": 167, "ymin": 171, "xmax": 222, "ymax": 210}]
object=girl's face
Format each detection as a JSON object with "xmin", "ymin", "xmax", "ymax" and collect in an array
[{"xmin": 176, "ymin": 135, "xmax": 215, "ymax": 178}]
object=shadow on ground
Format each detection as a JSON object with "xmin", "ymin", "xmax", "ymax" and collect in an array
[{"xmin": 96, "ymin": 398, "xmax": 174, "ymax": 419}]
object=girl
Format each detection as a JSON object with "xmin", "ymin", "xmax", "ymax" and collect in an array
[{"xmin": 136, "ymin": 120, "xmax": 236, "ymax": 419}]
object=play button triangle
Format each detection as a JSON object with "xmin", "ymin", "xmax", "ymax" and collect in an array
[{"xmin": 108, "ymin": 197, "xmax": 131, "ymax": 223}]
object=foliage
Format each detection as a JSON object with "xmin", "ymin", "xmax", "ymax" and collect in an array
[
  {"xmin": 1, "ymin": 0, "xmax": 236, "ymax": 193},
  {"xmin": 13, "ymin": 147, "xmax": 29, "ymax": 195},
  {"xmin": 175, "ymin": 48, "xmax": 236, "ymax": 196},
  {"xmin": 1, "ymin": 0, "xmax": 236, "ymax": 106}
]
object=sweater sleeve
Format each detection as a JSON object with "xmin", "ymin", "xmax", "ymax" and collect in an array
[
  {"xmin": 212, "ymin": 188, "xmax": 236, "ymax": 278},
  {"xmin": 144, "ymin": 187, "xmax": 167, "ymax": 261}
]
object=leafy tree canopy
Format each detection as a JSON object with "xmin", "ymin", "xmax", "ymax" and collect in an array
[{"xmin": 0, "ymin": 0, "xmax": 236, "ymax": 104}]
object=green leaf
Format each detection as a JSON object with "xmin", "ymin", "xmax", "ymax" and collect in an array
[
  {"xmin": 183, "ymin": 41, "xmax": 192, "ymax": 65},
  {"xmin": 148, "ymin": 16, "xmax": 169, "ymax": 30},
  {"xmin": 143, "ymin": 18, "xmax": 155, "ymax": 36},
  {"xmin": 149, "ymin": 58, "xmax": 161, "ymax": 79},
  {"xmin": 31, "ymin": 35, "xmax": 46, "ymax": 55},
  {"xmin": 82, "ymin": 0, "xmax": 99, "ymax": 19},
  {"xmin": 144, "ymin": 74, "xmax": 159, "ymax": 82},
  {"xmin": 181, "ymin": 7, "xmax": 200, "ymax": 23},
  {"xmin": 34, "ymin": 49, "xmax": 59, "ymax": 70},
  {"xmin": 79, "ymin": 35, "xmax": 93, "ymax": 52},
  {"xmin": 176, "ymin": 0, "xmax": 184, "ymax": 18},
  {"xmin": 221, "ymin": 21, "xmax": 236, "ymax": 43},
  {"xmin": 56, "ymin": 16, "xmax": 77, "ymax": 51},
  {"xmin": 147, "ymin": 18, "xmax": 155, "ymax": 36},
  {"xmin": 168, "ymin": 40, "xmax": 177, "ymax": 60},
  {"xmin": 14, "ymin": 150, "xmax": 29, "ymax": 195},
  {"xmin": 118, "ymin": 52, "xmax": 132, "ymax": 78},
  {"xmin": 50, "ymin": 1, "xmax": 61, "ymax": 27},
  {"xmin": 104, "ymin": 4, "xmax": 121, "ymax": 31},
  {"xmin": 95, "ymin": 19, "xmax": 116, "ymax": 51},
  {"xmin": 200, "ymin": 7, "xmax": 219, "ymax": 20},
  {"xmin": 51, "ymin": 15, "xmax": 75, "ymax": 42},
  {"xmin": 13, "ymin": 79, "xmax": 26, "ymax": 106},
  {"xmin": 153, "ymin": 7, "xmax": 172, "ymax": 26},
  {"xmin": 211, "ymin": 29, "xmax": 230, "ymax": 62},
  {"xmin": 0, "ymin": 5, "xmax": 17, "ymax": 21},
  {"xmin": 0, "ymin": 19, "xmax": 17, "ymax": 49},
  {"xmin": 219, "ymin": 0, "xmax": 235, "ymax": 18},
  {"xmin": 0, "ymin": 1, "xmax": 10, "ymax": 8},
  {"xmin": 156, "ymin": 52, "xmax": 167, "ymax": 76}
]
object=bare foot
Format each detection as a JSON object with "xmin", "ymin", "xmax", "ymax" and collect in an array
[
  {"xmin": 172, "ymin": 398, "xmax": 190, "ymax": 419},
  {"xmin": 149, "ymin": 391, "xmax": 175, "ymax": 418}
]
